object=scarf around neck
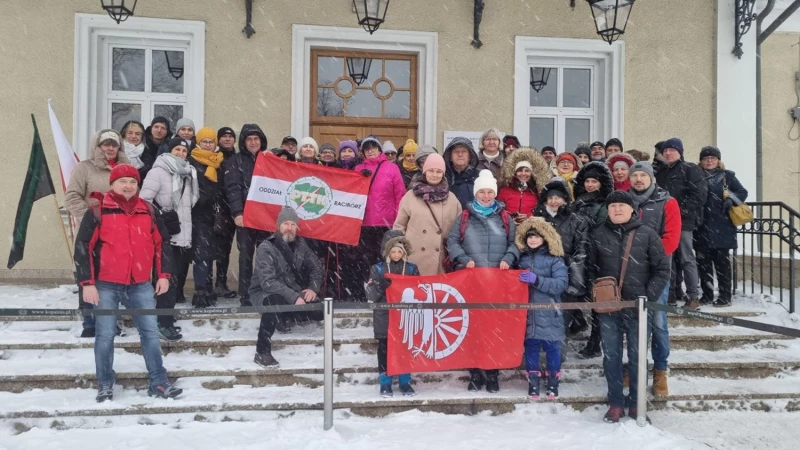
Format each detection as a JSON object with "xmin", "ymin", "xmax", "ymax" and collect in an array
[
  {"xmin": 410, "ymin": 173, "xmax": 450, "ymax": 203},
  {"xmin": 123, "ymin": 141, "xmax": 145, "ymax": 169},
  {"xmin": 402, "ymin": 159, "xmax": 419, "ymax": 173},
  {"xmin": 472, "ymin": 199, "xmax": 499, "ymax": 216},
  {"xmin": 158, "ymin": 153, "xmax": 200, "ymax": 209},
  {"xmin": 108, "ymin": 191, "xmax": 139, "ymax": 215},
  {"xmin": 629, "ymin": 183, "xmax": 656, "ymax": 210},
  {"xmin": 614, "ymin": 179, "xmax": 631, "ymax": 192},
  {"xmin": 340, "ymin": 158, "xmax": 359, "ymax": 170},
  {"xmin": 190, "ymin": 148, "xmax": 224, "ymax": 182}
]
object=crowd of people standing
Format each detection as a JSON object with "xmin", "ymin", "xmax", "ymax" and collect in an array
[{"xmin": 68, "ymin": 120, "xmax": 748, "ymax": 421}]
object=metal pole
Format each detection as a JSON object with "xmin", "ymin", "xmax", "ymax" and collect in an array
[
  {"xmin": 636, "ymin": 296, "xmax": 648, "ymax": 427},
  {"xmin": 323, "ymin": 297, "xmax": 334, "ymax": 430}
]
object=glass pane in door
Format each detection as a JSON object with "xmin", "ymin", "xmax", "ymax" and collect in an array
[
  {"xmin": 318, "ymin": 57, "xmax": 343, "ymax": 85},
  {"xmin": 152, "ymin": 50, "xmax": 185, "ymax": 94},
  {"xmin": 529, "ymin": 117, "xmax": 555, "ymax": 151},
  {"xmin": 565, "ymin": 118, "xmax": 591, "ymax": 151},
  {"xmin": 153, "ymin": 104, "xmax": 184, "ymax": 131},
  {"xmin": 563, "ymin": 68, "xmax": 591, "ymax": 108},
  {"xmin": 111, "ymin": 48, "xmax": 145, "ymax": 92},
  {"xmin": 111, "ymin": 103, "xmax": 142, "ymax": 131}
]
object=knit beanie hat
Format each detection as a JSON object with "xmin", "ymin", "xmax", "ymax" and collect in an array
[
  {"xmin": 473, "ymin": 169, "xmax": 498, "ymax": 196},
  {"xmin": 217, "ymin": 127, "xmax": 236, "ymax": 140},
  {"xmin": 196, "ymin": 127, "xmax": 217, "ymax": 146},
  {"xmin": 590, "ymin": 141, "xmax": 605, "ymax": 150},
  {"xmin": 150, "ymin": 116, "xmax": 171, "ymax": 133},
  {"xmin": 383, "ymin": 141, "xmax": 398, "ymax": 154},
  {"xmin": 320, "ymin": 143, "xmax": 336, "ymax": 155},
  {"xmin": 422, "ymin": 153, "xmax": 446, "ymax": 174},
  {"xmin": 276, "ymin": 206, "xmax": 300, "ymax": 227},
  {"xmin": 542, "ymin": 178, "xmax": 570, "ymax": 201},
  {"xmin": 630, "ymin": 162, "xmax": 655, "ymax": 183},
  {"xmin": 661, "ymin": 138, "xmax": 684, "ymax": 157},
  {"xmin": 299, "ymin": 137, "xmax": 319, "ymax": 155},
  {"xmin": 515, "ymin": 161, "xmax": 533, "ymax": 172},
  {"xmin": 338, "ymin": 140, "xmax": 358, "ymax": 156},
  {"xmin": 415, "ymin": 145, "xmax": 438, "ymax": 165},
  {"xmin": 541, "ymin": 146, "xmax": 557, "ymax": 156},
  {"xmin": 555, "ymin": 153, "xmax": 578, "ymax": 167},
  {"xmin": 360, "ymin": 136, "xmax": 382, "ymax": 153},
  {"xmin": 98, "ymin": 130, "xmax": 121, "ymax": 146},
  {"xmin": 574, "ymin": 143, "xmax": 591, "ymax": 159},
  {"xmin": 175, "ymin": 118, "xmax": 195, "ymax": 132},
  {"xmin": 699, "ymin": 146, "xmax": 722, "ymax": 161},
  {"xmin": 605, "ymin": 190, "xmax": 635, "ymax": 208},
  {"xmin": 526, "ymin": 228, "xmax": 542, "ymax": 239},
  {"xmin": 168, "ymin": 137, "xmax": 192, "ymax": 152},
  {"xmin": 109, "ymin": 163, "xmax": 141, "ymax": 185},
  {"xmin": 582, "ymin": 168, "xmax": 603, "ymax": 182},
  {"xmin": 402, "ymin": 139, "xmax": 419, "ymax": 155},
  {"xmin": 282, "ymin": 136, "xmax": 298, "ymax": 145},
  {"xmin": 606, "ymin": 138, "xmax": 624, "ymax": 151}
]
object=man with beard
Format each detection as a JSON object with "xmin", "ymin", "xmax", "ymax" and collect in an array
[{"xmin": 250, "ymin": 206, "xmax": 323, "ymax": 367}]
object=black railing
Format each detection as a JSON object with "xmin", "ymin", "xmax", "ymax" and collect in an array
[{"xmin": 733, "ymin": 202, "xmax": 799, "ymax": 313}]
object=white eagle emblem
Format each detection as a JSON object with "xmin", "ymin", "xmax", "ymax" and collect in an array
[{"xmin": 398, "ymin": 283, "xmax": 470, "ymax": 360}]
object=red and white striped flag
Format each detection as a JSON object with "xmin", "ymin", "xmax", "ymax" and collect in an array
[{"xmin": 243, "ymin": 153, "xmax": 371, "ymax": 245}]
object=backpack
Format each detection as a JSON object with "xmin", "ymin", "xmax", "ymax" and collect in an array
[
  {"xmin": 88, "ymin": 191, "xmax": 157, "ymax": 232},
  {"xmin": 457, "ymin": 208, "xmax": 511, "ymax": 241}
]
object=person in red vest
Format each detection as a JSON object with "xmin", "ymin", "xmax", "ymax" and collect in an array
[{"xmin": 74, "ymin": 164, "xmax": 181, "ymax": 403}]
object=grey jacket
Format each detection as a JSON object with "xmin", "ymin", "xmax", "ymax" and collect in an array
[
  {"xmin": 139, "ymin": 156, "xmax": 197, "ymax": 248},
  {"xmin": 446, "ymin": 202, "xmax": 519, "ymax": 269},
  {"xmin": 249, "ymin": 235, "xmax": 323, "ymax": 305}
]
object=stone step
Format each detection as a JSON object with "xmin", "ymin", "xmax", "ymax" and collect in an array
[{"xmin": 2, "ymin": 373, "xmax": 799, "ymax": 420}]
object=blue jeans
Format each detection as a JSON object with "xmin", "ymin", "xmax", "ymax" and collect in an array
[
  {"xmin": 650, "ymin": 283, "xmax": 671, "ymax": 371},
  {"xmin": 95, "ymin": 281, "xmax": 168, "ymax": 387},
  {"xmin": 524, "ymin": 338, "xmax": 561, "ymax": 373},
  {"xmin": 599, "ymin": 309, "xmax": 647, "ymax": 407}
]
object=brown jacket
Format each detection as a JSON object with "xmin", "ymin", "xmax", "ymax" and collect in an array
[
  {"xmin": 65, "ymin": 129, "xmax": 129, "ymax": 227},
  {"xmin": 393, "ymin": 190, "xmax": 462, "ymax": 275}
]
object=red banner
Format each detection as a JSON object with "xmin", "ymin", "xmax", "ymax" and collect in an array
[
  {"xmin": 386, "ymin": 269, "xmax": 528, "ymax": 376},
  {"xmin": 243, "ymin": 153, "xmax": 371, "ymax": 245}
]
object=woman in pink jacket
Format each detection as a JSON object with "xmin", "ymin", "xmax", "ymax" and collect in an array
[{"xmin": 352, "ymin": 136, "xmax": 406, "ymax": 300}]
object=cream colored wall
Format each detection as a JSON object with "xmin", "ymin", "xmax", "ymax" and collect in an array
[
  {"xmin": 0, "ymin": 0, "xmax": 716, "ymax": 275},
  {"xmin": 761, "ymin": 33, "xmax": 800, "ymax": 210}
]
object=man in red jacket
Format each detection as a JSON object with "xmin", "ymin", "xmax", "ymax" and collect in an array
[
  {"xmin": 628, "ymin": 161, "xmax": 680, "ymax": 398},
  {"xmin": 74, "ymin": 164, "xmax": 181, "ymax": 403}
]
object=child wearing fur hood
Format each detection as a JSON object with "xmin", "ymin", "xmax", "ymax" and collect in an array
[
  {"xmin": 516, "ymin": 218, "xmax": 569, "ymax": 400},
  {"xmin": 366, "ymin": 229, "xmax": 420, "ymax": 398}
]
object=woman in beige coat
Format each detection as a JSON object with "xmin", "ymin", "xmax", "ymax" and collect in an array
[
  {"xmin": 394, "ymin": 153, "xmax": 462, "ymax": 275},
  {"xmin": 64, "ymin": 128, "xmax": 129, "ymax": 338}
]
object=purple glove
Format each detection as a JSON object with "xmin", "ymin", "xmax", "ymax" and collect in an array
[{"xmin": 519, "ymin": 270, "xmax": 537, "ymax": 285}]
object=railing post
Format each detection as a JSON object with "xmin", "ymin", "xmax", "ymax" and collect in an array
[
  {"xmin": 636, "ymin": 296, "xmax": 648, "ymax": 427},
  {"xmin": 323, "ymin": 297, "xmax": 334, "ymax": 430},
  {"xmin": 790, "ymin": 247, "xmax": 796, "ymax": 314}
]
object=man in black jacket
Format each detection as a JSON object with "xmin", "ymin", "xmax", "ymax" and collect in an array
[
  {"xmin": 654, "ymin": 138, "xmax": 708, "ymax": 310},
  {"xmin": 205, "ymin": 127, "xmax": 239, "ymax": 300},
  {"xmin": 223, "ymin": 124, "xmax": 269, "ymax": 305},
  {"xmin": 587, "ymin": 190, "xmax": 670, "ymax": 423},
  {"xmin": 143, "ymin": 117, "xmax": 172, "ymax": 171}
]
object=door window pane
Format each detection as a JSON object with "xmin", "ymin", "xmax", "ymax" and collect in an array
[
  {"xmin": 564, "ymin": 69, "xmax": 591, "ymax": 108},
  {"xmin": 152, "ymin": 50, "xmax": 185, "ymax": 94},
  {"xmin": 385, "ymin": 91, "xmax": 411, "ymax": 119},
  {"xmin": 153, "ymin": 104, "xmax": 184, "ymax": 131},
  {"xmin": 318, "ymin": 57, "xmax": 343, "ymax": 85},
  {"xmin": 565, "ymin": 118, "xmax": 591, "ymax": 151},
  {"xmin": 385, "ymin": 59, "xmax": 411, "ymax": 89},
  {"xmin": 347, "ymin": 89, "xmax": 382, "ymax": 118},
  {"xmin": 111, "ymin": 103, "xmax": 142, "ymax": 131},
  {"xmin": 112, "ymin": 48, "xmax": 145, "ymax": 92},
  {"xmin": 317, "ymin": 88, "xmax": 344, "ymax": 117},
  {"xmin": 529, "ymin": 117, "xmax": 554, "ymax": 151},
  {"xmin": 530, "ymin": 67, "xmax": 557, "ymax": 107}
]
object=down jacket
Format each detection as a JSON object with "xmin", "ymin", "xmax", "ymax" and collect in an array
[
  {"xmin": 367, "ymin": 231, "xmax": 420, "ymax": 339},
  {"xmin": 139, "ymin": 155, "xmax": 199, "ymax": 248},
  {"xmin": 65, "ymin": 129, "xmax": 130, "ymax": 228},
  {"xmin": 586, "ymin": 216, "xmax": 671, "ymax": 306},
  {"xmin": 655, "ymin": 159, "xmax": 708, "ymax": 231},
  {"xmin": 446, "ymin": 201, "xmax": 519, "ymax": 269},
  {"xmin": 249, "ymin": 234, "xmax": 324, "ymax": 306},
  {"xmin": 443, "ymin": 137, "xmax": 480, "ymax": 209},
  {"xmin": 571, "ymin": 161, "xmax": 614, "ymax": 229},
  {"xmin": 355, "ymin": 153, "xmax": 406, "ymax": 227},
  {"xmin": 496, "ymin": 148, "xmax": 551, "ymax": 218},
  {"xmin": 516, "ymin": 218, "xmax": 569, "ymax": 341},
  {"xmin": 223, "ymin": 124, "xmax": 267, "ymax": 219},
  {"xmin": 696, "ymin": 162, "xmax": 748, "ymax": 249}
]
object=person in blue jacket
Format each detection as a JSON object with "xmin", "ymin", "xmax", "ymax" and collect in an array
[{"xmin": 516, "ymin": 217, "xmax": 569, "ymax": 399}]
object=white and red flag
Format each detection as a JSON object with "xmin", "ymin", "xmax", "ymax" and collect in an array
[{"xmin": 243, "ymin": 152, "xmax": 371, "ymax": 245}]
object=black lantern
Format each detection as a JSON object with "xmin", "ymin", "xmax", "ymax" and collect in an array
[
  {"xmin": 353, "ymin": 0, "xmax": 390, "ymax": 34},
  {"xmin": 347, "ymin": 57, "xmax": 373, "ymax": 86},
  {"xmin": 530, "ymin": 67, "xmax": 553, "ymax": 93},
  {"xmin": 586, "ymin": 0, "xmax": 635, "ymax": 45},
  {"xmin": 164, "ymin": 52, "xmax": 184, "ymax": 81},
  {"xmin": 101, "ymin": 0, "xmax": 138, "ymax": 24},
  {"xmin": 733, "ymin": 0, "xmax": 757, "ymax": 59}
]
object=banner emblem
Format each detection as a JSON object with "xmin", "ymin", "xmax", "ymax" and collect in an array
[
  {"xmin": 399, "ymin": 283, "xmax": 469, "ymax": 360},
  {"xmin": 286, "ymin": 176, "xmax": 333, "ymax": 220}
]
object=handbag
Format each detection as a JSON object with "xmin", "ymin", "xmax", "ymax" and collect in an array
[
  {"xmin": 154, "ymin": 180, "xmax": 187, "ymax": 236},
  {"xmin": 591, "ymin": 230, "xmax": 635, "ymax": 313},
  {"xmin": 425, "ymin": 202, "xmax": 454, "ymax": 273},
  {"xmin": 723, "ymin": 175, "xmax": 754, "ymax": 226}
]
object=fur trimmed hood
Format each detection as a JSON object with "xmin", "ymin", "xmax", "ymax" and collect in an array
[
  {"xmin": 382, "ymin": 235, "xmax": 414, "ymax": 260},
  {"xmin": 515, "ymin": 217, "xmax": 564, "ymax": 257},
  {"xmin": 606, "ymin": 152, "xmax": 636, "ymax": 170},
  {"xmin": 499, "ymin": 147, "xmax": 551, "ymax": 192},
  {"xmin": 88, "ymin": 128, "xmax": 129, "ymax": 169},
  {"xmin": 573, "ymin": 161, "xmax": 614, "ymax": 199}
]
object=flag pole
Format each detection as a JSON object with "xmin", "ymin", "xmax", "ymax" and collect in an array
[{"xmin": 52, "ymin": 194, "xmax": 74, "ymax": 266}]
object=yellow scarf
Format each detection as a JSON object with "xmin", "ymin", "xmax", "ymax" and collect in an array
[
  {"xmin": 402, "ymin": 159, "xmax": 418, "ymax": 172},
  {"xmin": 191, "ymin": 148, "xmax": 224, "ymax": 182},
  {"xmin": 559, "ymin": 170, "xmax": 576, "ymax": 200}
]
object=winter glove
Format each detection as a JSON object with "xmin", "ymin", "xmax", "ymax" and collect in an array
[
  {"xmin": 361, "ymin": 169, "xmax": 373, "ymax": 177},
  {"xmin": 519, "ymin": 271, "xmax": 538, "ymax": 285},
  {"xmin": 723, "ymin": 198, "xmax": 734, "ymax": 214}
]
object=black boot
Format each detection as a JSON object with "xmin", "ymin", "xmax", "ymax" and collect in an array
[
  {"xmin": 528, "ymin": 371, "xmax": 541, "ymax": 399},
  {"xmin": 467, "ymin": 369, "xmax": 485, "ymax": 391},
  {"xmin": 485, "ymin": 370, "xmax": 500, "ymax": 393},
  {"xmin": 546, "ymin": 371, "xmax": 560, "ymax": 399},
  {"xmin": 192, "ymin": 291, "xmax": 211, "ymax": 308},
  {"xmin": 578, "ymin": 327, "xmax": 602, "ymax": 359},
  {"xmin": 205, "ymin": 286, "xmax": 218, "ymax": 305}
]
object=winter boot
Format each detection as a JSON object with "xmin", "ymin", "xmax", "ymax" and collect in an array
[
  {"xmin": 578, "ymin": 328, "xmax": 602, "ymax": 359},
  {"xmin": 158, "ymin": 326, "xmax": 183, "ymax": 342},
  {"xmin": 527, "ymin": 371, "xmax": 541, "ymax": 399},
  {"xmin": 546, "ymin": 371, "xmax": 561, "ymax": 399},
  {"xmin": 398, "ymin": 374, "xmax": 415, "ymax": 396},
  {"xmin": 192, "ymin": 291, "xmax": 211, "ymax": 308},
  {"xmin": 254, "ymin": 351, "xmax": 280, "ymax": 368},
  {"xmin": 628, "ymin": 407, "xmax": 652, "ymax": 424},
  {"xmin": 683, "ymin": 298, "xmax": 701, "ymax": 311},
  {"xmin": 467, "ymin": 369, "xmax": 485, "ymax": 391},
  {"xmin": 379, "ymin": 373, "xmax": 393, "ymax": 398},
  {"xmin": 148, "ymin": 382, "xmax": 183, "ymax": 399},
  {"xmin": 96, "ymin": 383, "xmax": 114, "ymax": 403},
  {"xmin": 240, "ymin": 295, "xmax": 253, "ymax": 307},
  {"xmin": 80, "ymin": 327, "xmax": 95, "ymax": 338},
  {"xmin": 713, "ymin": 298, "xmax": 732, "ymax": 308},
  {"xmin": 485, "ymin": 370, "xmax": 500, "ymax": 393},
  {"xmin": 215, "ymin": 284, "xmax": 238, "ymax": 299},
  {"xmin": 205, "ymin": 286, "xmax": 218, "ymax": 305},
  {"xmin": 603, "ymin": 406, "xmax": 625, "ymax": 423},
  {"xmin": 652, "ymin": 369, "xmax": 669, "ymax": 397}
]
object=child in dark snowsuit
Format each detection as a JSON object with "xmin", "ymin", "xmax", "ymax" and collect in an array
[
  {"xmin": 516, "ymin": 218, "xmax": 569, "ymax": 399},
  {"xmin": 366, "ymin": 229, "xmax": 420, "ymax": 398}
]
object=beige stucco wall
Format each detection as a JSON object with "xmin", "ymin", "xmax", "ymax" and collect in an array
[
  {"xmin": 762, "ymin": 32, "xmax": 800, "ymax": 211},
  {"xmin": 0, "ymin": 0, "xmax": 716, "ymax": 275}
]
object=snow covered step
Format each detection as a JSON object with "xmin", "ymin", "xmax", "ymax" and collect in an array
[{"xmin": 2, "ymin": 372, "xmax": 800, "ymax": 420}]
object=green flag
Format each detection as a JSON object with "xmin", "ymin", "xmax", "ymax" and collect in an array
[{"xmin": 7, "ymin": 115, "xmax": 56, "ymax": 269}]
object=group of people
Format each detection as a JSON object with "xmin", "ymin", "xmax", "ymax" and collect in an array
[{"xmin": 68, "ymin": 121, "xmax": 748, "ymax": 423}]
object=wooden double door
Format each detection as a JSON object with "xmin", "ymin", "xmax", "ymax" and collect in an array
[{"xmin": 310, "ymin": 49, "xmax": 418, "ymax": 148}]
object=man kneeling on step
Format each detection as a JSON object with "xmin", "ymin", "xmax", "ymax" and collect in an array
[{"xmin": 251, "ymin": 206, "xmax": 324, "ymax": 367}]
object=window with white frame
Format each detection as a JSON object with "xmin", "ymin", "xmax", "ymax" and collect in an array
[{"xmin": 74, "ymin": 15, "xmax": 205, "ymax": 159}]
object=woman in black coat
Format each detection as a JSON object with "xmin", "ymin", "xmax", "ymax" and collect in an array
[{"xmin": 695, "ymin": 146, "xmax": 748, "ymax": 307}]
